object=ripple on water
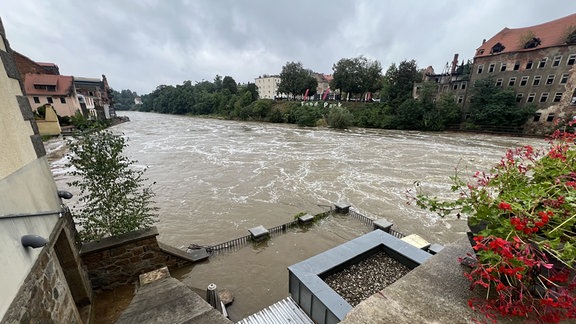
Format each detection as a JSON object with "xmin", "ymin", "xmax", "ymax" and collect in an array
[{"xmin": 47, "ymin": 112, "xmax": 547, "ymax": 319}]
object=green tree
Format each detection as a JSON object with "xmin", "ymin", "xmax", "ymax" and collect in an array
[
  {"xmin": 137, "ymin": 76, "xmax": 258, "ymax": 119},
  {"xmin": 468, "ymin": 78, "xmax": 536, "ymax": 127},
  {"xmin": 417, "ymin": 82, "xmax": 460, "ymax": 131},
  {"xmin": 382, "ymin": 59, "xmax": 422, "ymax": 106},
  {"xmin": 222, "ymin": 76, "xmax": 238, "ymax": 94},
  {"xmin": 213, "ymin": 75, "xmax": 223, "ymax": 91},
  {"xmin": 277, "ymin": 61, "xmax": 316, "ymax": 99},
  {"xmin": 67, "ymin": 130, "xmax": 158, "ymax": 242},
  {"xmin": 240, "ymin": 82, "xmax": 259, "ymax": 101},
  {"xmin": 392, "ymin": 98, "xmax": 425, "ymax": 130},
  {"xmin": 111, "ymin": 89, "xmax": 139, "ymax": 111},
  {"xmin": 435, "ymin": 93, "xmax": 462, "ymax": 126},
  {"xmin": 331, "ymin": 56, "xmax": 382, "ymax": 100},
  {"xmin": 304, "ymin": 74, "xmax": 318, "ymax": 98}
]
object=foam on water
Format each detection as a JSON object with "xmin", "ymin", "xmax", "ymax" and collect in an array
[{"xmin": 48, "ymin": 111, "xmax": 546, "ymax": 249}]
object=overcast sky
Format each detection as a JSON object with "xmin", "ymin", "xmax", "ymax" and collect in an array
[{"xmin": 1, "ymin": 1, "xmax": 575, "ymax": 95}]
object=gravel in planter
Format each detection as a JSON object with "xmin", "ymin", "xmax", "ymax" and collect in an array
[{"xmin": 324, "ymin": 251, "xmax": 411, "ymax": 306}]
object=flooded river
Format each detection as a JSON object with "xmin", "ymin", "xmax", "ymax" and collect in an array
[{"xmin": 46, "ymin": 111, "xmax": 545, "ymax": 320}]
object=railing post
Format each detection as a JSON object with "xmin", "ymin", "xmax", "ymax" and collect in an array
[
  {"xmin": 334, "ymin": 202, "xmax": 351, "ymax": 214},
  {"xmin": 206, "ymin": 283, "xmax": 223, "ymax": 313},
  {"xmin": 373, "ymin": 218, "xmax": 393, "ymax": 233}
]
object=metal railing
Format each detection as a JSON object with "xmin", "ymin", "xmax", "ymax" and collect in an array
[
  {"xmin": 348, "ymin": 209, "xmax": 375, "ymax": 227},
  {"xmin": 209, "ymin": 235, "xmax": 251, "ymax": 254},
  {"xmin": 194, "ymin": 205, "xmax": 405, "ymax": 256},
  {"xmin": 388, "ymin": 228, "xmax": 405, "ymax": 239},
  {"xmin": 268, "ymin": 220, "xmax": 299, "ymax": 237},
  {"xmin": 348, "ymin": 208, "xmax": 406, "ymax": 238}
]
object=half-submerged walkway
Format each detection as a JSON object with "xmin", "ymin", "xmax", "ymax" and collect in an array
[{"xmin": 116, "ymin": 268, "xmax": 232, "ymax": 324}]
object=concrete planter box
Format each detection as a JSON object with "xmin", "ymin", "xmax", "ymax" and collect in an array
[{"xmin": 288, "ymin": 230, "xmax": 432, "ymax": 324}]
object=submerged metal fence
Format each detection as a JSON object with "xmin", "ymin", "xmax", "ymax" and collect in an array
[
  {"xmin": 268, "ymin": 220, "xmax": 300, "ymax": 237},
  {"xmin": 209, "ymin": 235, "xmax": 251, "ymax": 253},
  {"xmin": 348, "ymin": 209, "xmax": 374, "ymax": 227},
  {"xmin": 388, "ymin": 228, "xmax": 405, "ymax": 239},
  {"xmin": 195, "ymin": 205, "xmax": 404, "ymax": 256},
  {"xmin": 348, "ymin": 208, "xmax": 406, "ymax": 238}
]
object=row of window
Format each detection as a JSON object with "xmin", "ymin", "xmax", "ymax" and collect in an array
[
  {"xmin": 477, "ymin": 54, "xmax": 576, "ymax": 74},
  {"xmin": 463, "ymin": 111, "xmax": 556, "ymax": 122},
  {"xmin": 33, "ymin": 96, "xmax": 66, "ymax": 104},
  {"xmin": 33, "ymin": 84, "xmax": 56, "ymax": 91},
  {"xmin": 437, "ymin": 82, "xmax": 467, "ymax": 92},
  {"xmin": 515, "ymin": 92, "xmax": 563, "ymax": 104},
  {"xmin": 494, "ymin": 73, "xmax": 569, "ymax": 87},
  {"xmin": 452, "ymin": 92, "xmax": 564, "ymax": 105}
]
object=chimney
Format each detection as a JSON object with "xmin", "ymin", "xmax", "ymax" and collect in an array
[
  {"xmin": 0, "ymin": 17, "xmax": 5, "ymax": 38},
  {"xmin": 451, "ymin": 54, "xmax": 459, "ymax": 75}
]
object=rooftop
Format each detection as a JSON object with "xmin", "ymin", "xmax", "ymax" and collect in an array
[
  {"xmin": 23, "ymin": 73, "xmax": 73, "ymax": 96},
  {"xmin": 475, "ymin": 12, "xmax": 576, "ymax": 58}
]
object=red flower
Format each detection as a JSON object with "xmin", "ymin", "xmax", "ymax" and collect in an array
[{"xmin": 498, "ymin": 202, "xmax": 512, "ymax": 211}]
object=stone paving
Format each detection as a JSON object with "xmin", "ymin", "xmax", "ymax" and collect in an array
[{"xmin": 115, "ymin": 269, "xmax": 232, "ymax": 324}]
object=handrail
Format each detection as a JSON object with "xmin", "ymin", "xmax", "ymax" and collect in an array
[{"xmin": 0, "ymin": 209, "xmax": 64, "ymax": 220}]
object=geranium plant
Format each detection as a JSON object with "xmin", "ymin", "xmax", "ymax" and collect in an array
[{"xmin": 409, "ymin": 127, "xmax": 576, "ymax": 323}]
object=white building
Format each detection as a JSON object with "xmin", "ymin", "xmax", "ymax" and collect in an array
[{"xmin": 255, "ymin": 75, "xmax": 281, "ymax": 99}]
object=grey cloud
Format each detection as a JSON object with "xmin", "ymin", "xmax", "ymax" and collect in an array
[{"xmin": 1, "ymin": 0, "xmax": 575, "ymax": 94}]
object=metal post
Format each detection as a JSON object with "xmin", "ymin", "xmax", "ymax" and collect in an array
[{"xmin": 206, "ymin": 283, "xmax": 223, "ymax": 313}]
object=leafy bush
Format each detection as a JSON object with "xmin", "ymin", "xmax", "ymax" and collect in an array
[
  {"xmin": 291, "ymin": 105, "xmax": 324, "ymax": 127},
  {"xmin": 327, "ymin": 106, "xmax": 353, "ymax": 129},
  {"xmin": 248, "ymin": 99, "xmax": 273, "ymax": 120},
  {"xmin": 70, "ymin": 111, "xmax": 109, "ymax": 130},
  {"xmin": 268, "ymin": 107, "xmax": 285, "ymax": 123}
]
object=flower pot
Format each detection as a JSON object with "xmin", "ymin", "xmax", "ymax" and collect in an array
[{"xmin": 466, "ymin": 219, "xmax": 486, "ymax": 248}]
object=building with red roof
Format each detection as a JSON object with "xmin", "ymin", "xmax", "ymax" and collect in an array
[
  {"xmin": 23, "ymin": 73, "xmax": 80, "ymax": 117},
  {"xmin": 14, "ymin": 50, "xmax": 114, "ymax": 119},
  {"xmin": 415, "ymin": 13, "xmax": 576, "ymax": 134},
  {"xmin": 470, "ymin": 13, "xmax": 576, "ymax": 132}
]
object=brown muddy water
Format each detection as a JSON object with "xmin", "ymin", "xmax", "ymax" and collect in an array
[{"xmin": 45, "ymin": 111, "xmax": 546, "ymax": 321}]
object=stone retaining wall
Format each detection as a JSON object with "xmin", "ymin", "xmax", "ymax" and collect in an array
[
  {"xmin": 2, "ymin": 247, "xmax": 83, "ymax": 324},
  {"xmin": 1, "ymin": 215, "xmax": 88, "ymax": 324},
  {"xmin": 80, "ymin": 226, "xmax": 195, "ymax": 292}
]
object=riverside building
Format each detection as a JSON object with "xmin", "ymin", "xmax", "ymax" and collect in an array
[{"xmin": 415, "ymin": 13, "xmax": 576, "ymax": 134}]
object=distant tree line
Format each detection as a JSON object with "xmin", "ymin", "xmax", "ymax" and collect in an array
[
  {"xmin": 136, "ymin": 75, "xmax": 261, "ymax": 118},
  {"xmin": 118, "ymin": 56, "xmax": 536, "ymax": 131},
  {"xmin": 111, "ymin": 89, "xmax": 140, "ymax": 111}
]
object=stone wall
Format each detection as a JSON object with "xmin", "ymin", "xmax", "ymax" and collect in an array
[
  {"xmin": 80, "ymin": 226, "xmax": 195, "ymax": 292},
  {"xmin": 1, "ymin": 214, "xmax": 90, "ymax": 324},
  {"xmin": 1, "ymin": 247, "xmax": 83, "ymax": 324}
]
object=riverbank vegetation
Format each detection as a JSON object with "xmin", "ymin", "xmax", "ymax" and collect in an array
[{"xmin": 119, "ymin": 57, "xmax": 538, "ymax": 132}]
